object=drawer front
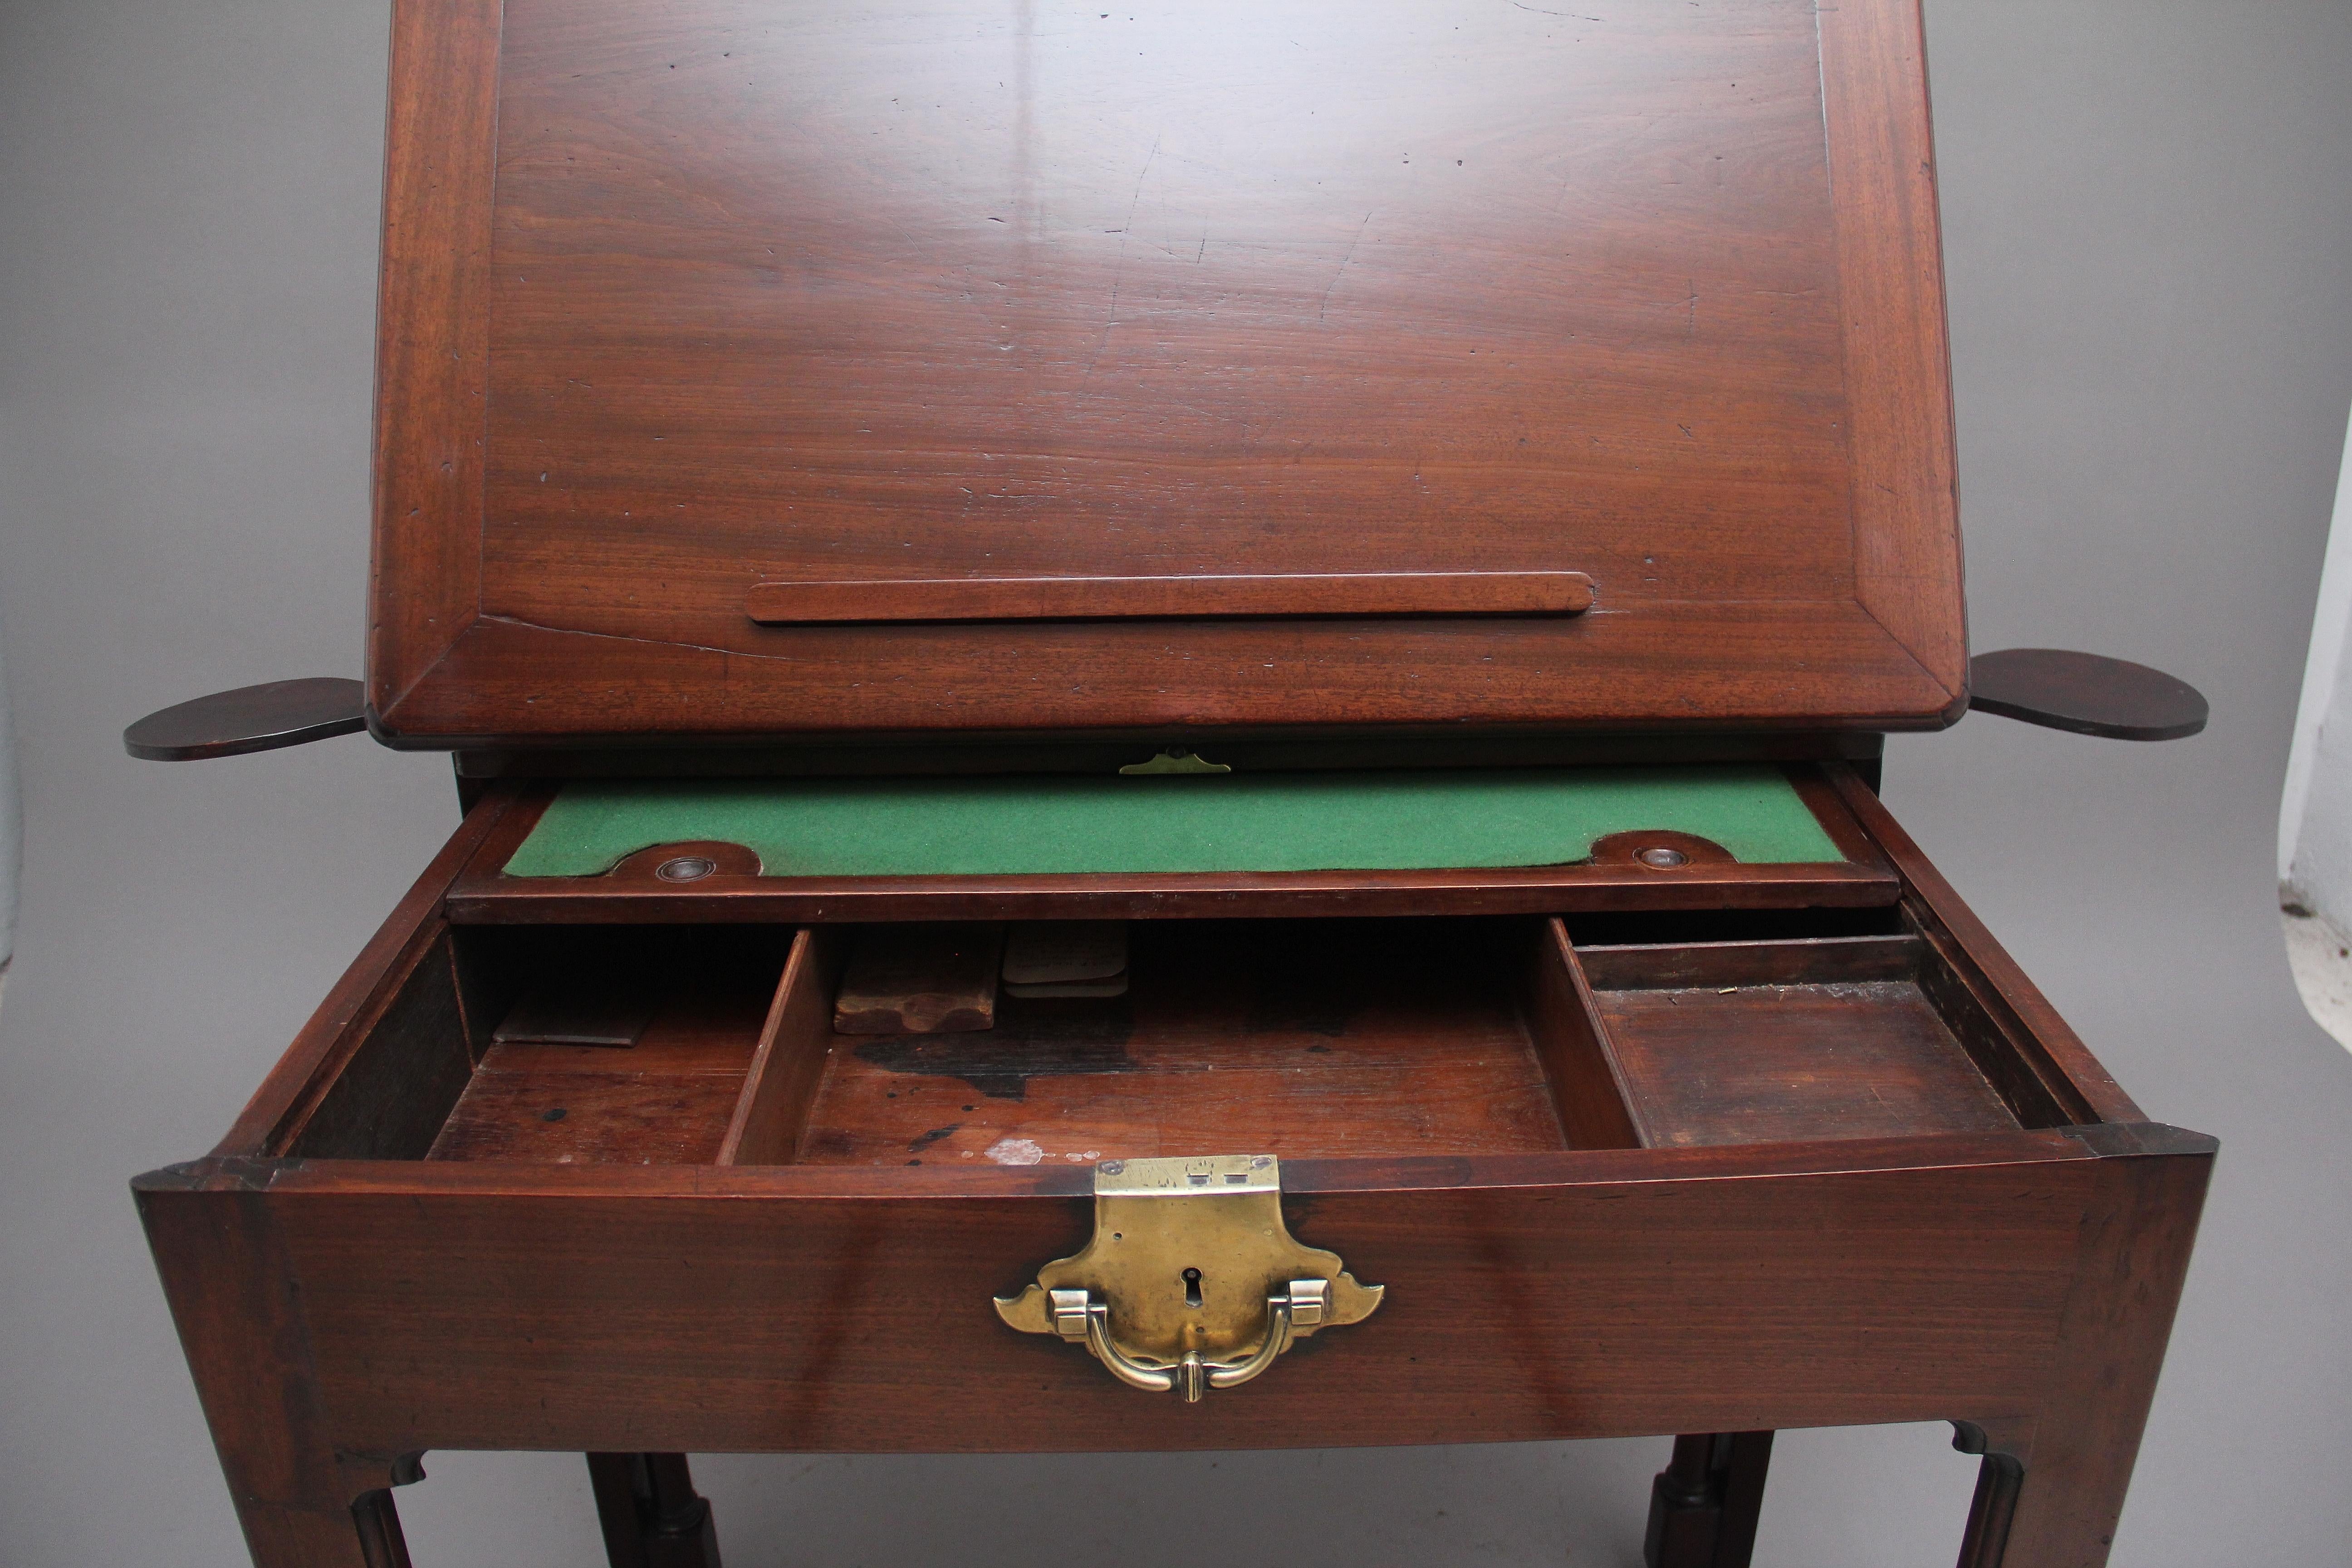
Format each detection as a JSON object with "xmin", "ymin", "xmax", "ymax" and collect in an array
[{"xmin": 138, "ymin": 1131, "xmax": 2205, "ymax": 1457}]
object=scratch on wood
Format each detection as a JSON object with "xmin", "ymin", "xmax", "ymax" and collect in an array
[
  {"xmin": 1088, "ymin": 133, "xmax": 1162, "ymax": 372},
  {"xmin": 1320, "ymin": 212, "xmax": 1373, "ymax": 321}
]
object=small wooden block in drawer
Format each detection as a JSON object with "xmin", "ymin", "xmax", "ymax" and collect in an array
[{"xmin": 833, "ymin": 923, "xmax": 1004, "ymax": 1034}]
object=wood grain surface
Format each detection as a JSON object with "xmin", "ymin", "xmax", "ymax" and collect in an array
[
  {"xmin": 1827, "ymin": 764, "xmax": 2146, "ymax": 1126},
  {"xmin": 427, "ymin": 928, "xmax": 788, "ymax": 1163},
  {"xmin": 455, "ymin": 858, "xmax": 1904, "ymax": 926},
  {"xmin": 137, "ymin": 1126, "xmax": 2209, "ymax": 1463},
  {"xmin": 217, "ymin": 784, "xmax": 524, "ymax": 1160},
  {"xmin": 745, "ymin": 571, "xmax": 1596, "ymax": 625},
  {"xmin": 368, "ymin": 0, "xmax": 502, "ymax": 717},
  {"xmin": 1592, "ymin": 981, "xmax": 2020, "ymax": 1148},
  {"xmin": 831, "ymin": 923, "xmax": 1005, "ymax": 1035},
  {"xmin": 368, "ymin": 0, "xmax": 1967, "ymax": 744},
  {"xmin": 788, "ymin": 918, "xmax": 1573, "ymax": 1165},
  {"xmin": 718, "ymin": 927, "xmax": 848, "ymax": 1166},
  {"xmin": 1820, "ymin": 0, "xmax": 1965, "ymax": 696},
  {"xmin": 1967, "ymin": 648, "xmax": 2210, "ymax": 741},
  {"xmin": 123, "ymin": 678, "xmax": 369, "ymax": 761}
]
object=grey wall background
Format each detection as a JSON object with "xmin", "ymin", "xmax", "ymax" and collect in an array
[
  {"xmin": 4, "ymin": 1, "xmax": 2350, "ymax": 1563},
  {"xmin": 0, "ymin": 629, "xmax": 20, "ymax": 980}
]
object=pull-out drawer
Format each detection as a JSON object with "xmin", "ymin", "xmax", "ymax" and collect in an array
[
  {"xmin": 282, "ymin": 912, "xmax": 2066, "ymax": 1176},
  {"xmin": 135, "ymin": 769, "xmax": 2210, "ymax": 1566}
]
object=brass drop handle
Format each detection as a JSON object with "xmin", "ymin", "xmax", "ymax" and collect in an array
[
  {"xmin": 1049, "ymin": 1279, "xmax": 1333, "ymax": 1402},
  {"xmin": 997, "ymin": 1156, "xmax": 1382, "ymax": 1401}
]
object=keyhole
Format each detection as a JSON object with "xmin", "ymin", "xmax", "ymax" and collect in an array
[{"xmin": 1182, "ymin": 1267, "xmax": 1203, "ymax": 1308}]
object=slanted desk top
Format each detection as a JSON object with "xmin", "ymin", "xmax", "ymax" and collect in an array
[{"xmin": 369, "ymin": 0, "xmax": 1963, "ymax": 747}]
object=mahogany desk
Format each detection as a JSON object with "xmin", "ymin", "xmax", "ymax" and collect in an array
[{"xmin": 125, "ymin": 1, "xmax": 2213, "ymax": 1563}]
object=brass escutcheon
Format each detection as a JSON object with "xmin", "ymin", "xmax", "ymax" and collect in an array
[{"xmin": 993, "ymin": 1154, "xmax": 1383, "ymax": 1401}]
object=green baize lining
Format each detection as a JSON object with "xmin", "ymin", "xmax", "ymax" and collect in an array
[{"xmin": 500, "ymin": 766, "xmax": 1844, "ymax": 879}]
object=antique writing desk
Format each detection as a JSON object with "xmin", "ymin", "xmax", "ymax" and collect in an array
[{"xmin": 129, "ymin": 2, "xmax": 2214, "ymax": 1565}]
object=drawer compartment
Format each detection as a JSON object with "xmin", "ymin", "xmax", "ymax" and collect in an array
[
  {"xmin": 789, "ymin": 919, "xmax": 1571, "ymax": 1166},
  {"xmin": 424, "ymin": 928, "xmax": 792, "ymax": 1165},
  {"xmin": 268, "ymin": 908, "xmax": 2059, "ymax": 1170},
  {"xmin": 276, "ymin": 925, "xmax": 796, "ymax": 1165},
  {"xmin": 1571, "ymin": 930, "xmax": 2029, "ymax": 1147}
]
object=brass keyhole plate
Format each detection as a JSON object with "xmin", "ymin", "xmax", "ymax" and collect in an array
[{"xmin": 994, "ymin": 1155, "xmax": 1383, "ymax": 1398}]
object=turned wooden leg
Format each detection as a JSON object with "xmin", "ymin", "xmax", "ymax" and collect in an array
[
  {"xmin": 1645, "ymin": 1435, "xmax": 1719, "ymax": 1568},
  {"xmin": 588, "ymin": 1453, "xmax": 723, "ymax": 1568},
  {"xmin": 1643, "ymin": 1431, "xmax": 1774, "ymax": 1568}
]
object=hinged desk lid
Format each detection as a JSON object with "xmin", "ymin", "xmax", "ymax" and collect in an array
[{"xmin": 368, "ymin": 0, "xmax": 1963, "ymax": 746}]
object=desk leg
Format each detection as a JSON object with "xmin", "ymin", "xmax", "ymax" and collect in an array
[
  {"xmin": 588, "ymin": 1453, "xmax": 723, "ymax": 1568},
  {"xmin": 1953, "ymin": 1401, "xmax": 2153, "ymax": 1568},
  {"xmin": 350, "ymin": 1489, "xmax": 415, "ymax": 1568},
  {"xmin": 138, "ymin": 1175, "xmax": 431, "ymax": 1568},
  {"xmin": 1950, "ymin": 1132, "xmax": 2211, "ymax": 1568},
  {"xmin": 1643, "ymin": 1431, "xmax": 1774, "ymax": 1568},
  {"xmin": 1953, "ymin": 1441, "xmax": 2024, "ymax": 1568}
]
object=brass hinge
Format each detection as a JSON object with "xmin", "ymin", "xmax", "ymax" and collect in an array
[{"xmin": 1117, "ymin": 748, "xmax": 1232, "ymax": 776}]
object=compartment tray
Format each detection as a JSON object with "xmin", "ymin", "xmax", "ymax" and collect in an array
[{"xmin": 794, "ymin": 921, "xmax": 1568, "ymax": 1166}]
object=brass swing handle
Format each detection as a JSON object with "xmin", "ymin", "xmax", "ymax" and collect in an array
[
  {"xmin": 994, "ymin": 1153, "xmax": 1384, "ymax": 1400},
  {"xmin": 1049, "ymin": 1280, "xmax": 1332, "ymax": 1404}
]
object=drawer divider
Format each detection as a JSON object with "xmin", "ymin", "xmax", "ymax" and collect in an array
[
  {"xmin": 1521, "ymin": 917, "xmax": 1650, "ymax": 1150},
  {"xmin": 717, "ymin": 927, "xmax": 848, "ymax": 1166}
]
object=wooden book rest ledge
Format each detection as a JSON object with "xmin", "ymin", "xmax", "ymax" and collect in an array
[{"xmin": 742, "ymin": 570, "xmax": 1597, "ymax": 626}]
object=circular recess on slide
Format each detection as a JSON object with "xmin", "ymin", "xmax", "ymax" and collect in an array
[{"xmin": 1587, "ymin": 830, "xmax": 1737, "ymax": 868}]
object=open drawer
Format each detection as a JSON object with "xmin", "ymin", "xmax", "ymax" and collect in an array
[
  {"xmin": 136, "ymin": 764, "xmax": 2209, "ymax": 1568},
  {"xmin": 270, "ymin": 909, "xmax": 2080, "ymax": 1175}
]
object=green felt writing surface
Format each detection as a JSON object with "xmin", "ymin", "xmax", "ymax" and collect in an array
[{"xmin": 501, "ymin": 767, "xmax": 1844, "ymax": 879}]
